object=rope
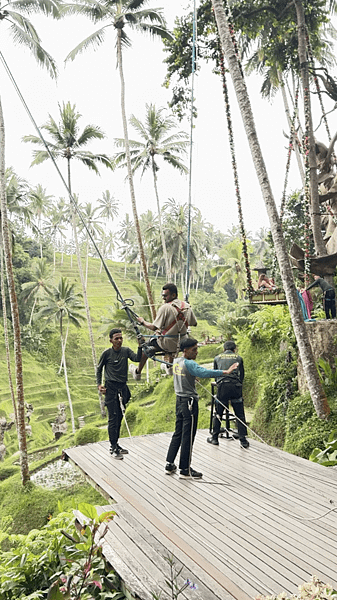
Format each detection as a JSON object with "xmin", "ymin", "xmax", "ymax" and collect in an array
[
  {"xmin": 185, "ymin": 0, "xmax": 197, "ymax": 303},
  {"xmin": 302, "ymin": 78, "xmax": 312, "ymax": 287},
  {"xmin": 306, "ymin": 32, "xmax": 331, "ymax": 142},
  {"xmin": 218, "ymin": 43, "xmax": 254, "ymax": 294},
  {"xmin": 0, "ymin": 50, "xmax": 143, "ymax": 338},
  {"xmin": 280, "ymin": 84, "xmax": 300, "ymax": 221}
]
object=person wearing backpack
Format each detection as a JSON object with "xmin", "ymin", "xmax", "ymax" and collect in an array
[{"xmin": 207, "ymin": 340, "xmax": 249, "ymax": 449}]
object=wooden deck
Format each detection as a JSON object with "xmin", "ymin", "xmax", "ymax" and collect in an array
[{"xmin": 64, "ymin": 430, "xmax": 337, "ymax": 600}]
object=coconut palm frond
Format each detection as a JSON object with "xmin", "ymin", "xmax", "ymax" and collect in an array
[
  {"xmin": 65, "ymin": 26, "xmax": 108, "ymax": 61},
  {"xmin": 9, "ymin": 20, "xmax": 57, "ymax": 77}
]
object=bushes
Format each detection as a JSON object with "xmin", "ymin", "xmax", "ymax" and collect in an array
[
  {"xmin": 0, "ymin": 466, "xmax": 20, "ymax": 481},
  {"xmin": 0, "ymin": 479, "xmax": 105, "ymax": 538},
  {"xmin": 74, "ymin": 426, "xmax": 100, "ymax": 446}
]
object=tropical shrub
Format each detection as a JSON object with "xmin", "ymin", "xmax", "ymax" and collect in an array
[
  {"xmin": 310, "ymin": 430, "xmax": 337, "ymax": 466},
  {"xmin": 0, "ymin": 503, "xmax": 125, "ymax": 600},
  {"xmin": 74, "ymin": 426, "xmax": 100, "ymax": 446}
]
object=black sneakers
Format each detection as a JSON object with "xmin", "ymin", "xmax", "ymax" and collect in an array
[
  {"xmin": 165, "ymin": 462, "xmax": 177, "ymax": 475},
  {"xmin": 110, "ymin": 446, "xmax": 124, "ymax": 460},
  {"xmin": 117, "ymin": 444, "xmax": 129, "ymax": 454},
  {"xmin": 179, "ymin": 468, "xmax": 203, "ymax": 479},
  {"xmin": 207, "ymin": 436, "xmax": 219, "ymax": 445},
  {"xmin": 240, "ymin": 438, "xmax": 250, "ymax": 449}
]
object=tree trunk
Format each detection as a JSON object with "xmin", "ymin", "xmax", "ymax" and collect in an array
[
  {"xmin": 152, "ymin": 158, "xmax": 170, "ymax": 279},
  {"xmin": 0, "ymin": 97, "xmax": 30, "ymax": 483},
  {"xmin": 0, "ymin": 247, "xmax": 18, "ymax": 427},
  {"xmin": 212, "ymin": 0, "xmax": 330, "ymax": 419},
  {"xmin": 68, "ymin": 161, "xmax": 105, "ymax": 417},
  {"xmin": 29, "ymin": 296, "xmax": 37, "ymax": 327},
  {"xmin": 61, "ymin": 322, "xmax": 76, "ymax": 434},
  {"xmin": 117, "ymin": 29, "xmax": 156, "ymax": 320},
  {"xmin": 294, "ymin": 0, "xmax": 326, "ymax": 256}
]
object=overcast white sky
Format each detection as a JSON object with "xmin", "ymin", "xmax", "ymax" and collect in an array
[{"xmin": 1, "ymin": 0, "xmax": 336, "ymax": 243}]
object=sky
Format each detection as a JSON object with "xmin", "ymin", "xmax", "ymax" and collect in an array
[{"xmin": 1, "ymin": 0, "xmax": 336, "ymax": 247}]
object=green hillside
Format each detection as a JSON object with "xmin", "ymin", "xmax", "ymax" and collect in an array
[{"xmin": 0, "ymin": 253, "xmax": 219, "ymax": 462}]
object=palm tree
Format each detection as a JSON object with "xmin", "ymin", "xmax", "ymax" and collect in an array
[
  {"xmin": 210, "ymin": 239, "xmax": 254, "ymax": 300},
  {"xmin": 78, "ymin": 202, "xmax": 103, "ymax": 287},
  {"xmin": 43, "ymin": 201, "xmax": 67, "ymax": 269},
  {"xmin": 5, "ymin": 168, "xmax": 33, "ymax": 229},
  {"xmin": 212, "ymin": 0, "xmax": 330, "ymax": 419},
  {"xmin": 21, "ymin": 258, "xmax": 53, "ymax": 325},
  {"xmin": 114, "ymin": 104, "xmax": 189, "ymax": 278},
  {"xmin": 162, "ymin": 199, "xmax": 198, "ymax": 296},
  {"xmin": 97, "ymin": 190, "xmax": 119, "ymax": 273},
  {"xmin": 24, "ymin": 102, "xmax": 113, "ymax": 418},
  {"xmin": 23, "ymin": 101, "xmax": 113, "ymax": 177},
  {"xmin": 118, "ymin": 213, "xmax": 137, "ymax": 277},
  {"xmin": 64, "ymin": 0, "xmax": 173, "ymax": 320},
  {"xmin": 36, "ymin": 277, "xmax": 85, "ymax": 433},
  {"xmin": 29, "ymin": 184, "xmax": 54, "ymax": 257},
  {"xmin": 0, "ymin": 0, "xmax": 58, "ymax": 486}
]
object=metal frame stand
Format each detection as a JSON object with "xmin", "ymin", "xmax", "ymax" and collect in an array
[{"xmin": 210, "ymin": 382, "xmax": 238, "ymax": 440}]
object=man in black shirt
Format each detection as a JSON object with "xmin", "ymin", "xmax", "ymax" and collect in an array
[
  {"xmin": 97, "ymin": 328, "xmax": 142, "ymax": 459},
  {"xmin": 207, "ymin": 340, "xmax": 249, "ymax": 449},
  {"xmin": 305, "ymin": 275, "xmax": 336, "ymax": 319}
]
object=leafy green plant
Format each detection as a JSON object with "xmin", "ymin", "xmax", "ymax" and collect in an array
[
  {"xmin": 310, "ymin": 430, "xmax": 337, "ymax": 466},
  {"xmin": 48, "ymin": 503, "xmax": 121, "ymax": 600},
  {"xmin": 151, "ymin": 554, "xmax": 197, "ymax": 600},
  {"xmin": 317, "ymin": 357, "xmax": 337, "ymax": 389},
  {"xmin": 254, "ymin": 575, "xmax": 337, "ymax": 599},
  {"xmin": 0, "ymin": 503, "xmax": 124, "ymax": 600}
]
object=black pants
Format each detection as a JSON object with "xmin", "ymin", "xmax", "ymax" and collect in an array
[
  {"xmin": 166, "ymin": 396, "xmax": 198, "ymax": 471},
  {"xmin": 105, "ymin": 382, "xmax": 130, "ymax": 449},
  {"xmin": 324, "ymin": 289, "xmax": 336, "ymax": 319},
  {"xmin": 212, "ymin": 381, "xmax": 247, "ymax": 440}
]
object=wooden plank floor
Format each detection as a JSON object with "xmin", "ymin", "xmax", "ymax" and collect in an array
[{"xmin": 64, "ymin": 430, "xmax": 337, "ymax": 600}]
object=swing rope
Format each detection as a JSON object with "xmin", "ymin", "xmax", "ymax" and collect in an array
[
  {"xmin": 185, "ymin": 0, "xmax": 197, "ymax": 303},
  {"xmin": 213, "ymin": 1, "xmax": 254, "ymax": 295},
  {"xmin": 0, "ymin": 50, "xmax": 144, "ymax": 339},
  {"xmin": 306, "ymin": 31, "xmax": 331, "ymax": 142},
  {"xmin": 218, "ymin": 42, "xmax": 254, "ymax": 294},
  {"xmin": 280, "ymin": 84, "xmax": 300, "ymax": 221}
]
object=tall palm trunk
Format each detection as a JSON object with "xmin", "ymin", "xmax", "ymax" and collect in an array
[
  {"xmin": 67, "ymin": 160, "xmax": 105, "ymax": 417},
  {"xmin": 117, "ymin": 29, "xmax": 156, "ymax": 320},
  {"xmin": 294, "ymin": 0, "xmax": 326, "ymax": 256},
  {"xmin": 151, "ymin": 157, "xmax": 170, "ymax": 279},
  {"xmin": 0, "ymin": 247, "xmax": 18, "ymax": 426},
  {"xmin": 212, "ymin": 0, "xmax": 330, "ymax": 419},
  {"xmin": 60, "ymin": 319, "xmax": 76, "ymax": 433},
  {"xmin": 0, "ymin": 97, "xmax": 30, "ymax": 483}
]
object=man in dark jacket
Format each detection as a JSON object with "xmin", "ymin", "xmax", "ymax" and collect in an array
[
  {"xmin": 97, "ymin": 328, "xmax": 142, "ymax": 459},
  {"xmin": 207, "ymin": 340, "xmax": 249, "ymax": 449},
  {"xmin": 305, "ymin": 275, "xmax": 336, "ymax": 319}
]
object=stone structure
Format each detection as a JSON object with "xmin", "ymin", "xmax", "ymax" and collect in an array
[
  {"xmin": 51, "ymin": 403, "xmax": 67, "ymax": 440},
  {"xmin": 0, "ymin": 416, "xmax": 15, "ymax": 461},
  {"xmin": 297, "ymin": 320, "xmax": 337, "ymax": 393}
]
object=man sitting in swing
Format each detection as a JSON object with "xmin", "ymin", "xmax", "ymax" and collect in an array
[{"xmin": 129, "ymin": 283, "xmax": 197, "ymax": 380}]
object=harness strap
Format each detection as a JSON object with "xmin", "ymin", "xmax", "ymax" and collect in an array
[{"xmin": 161, "ymin": 302, "xmax": 189, "ymax": 336}]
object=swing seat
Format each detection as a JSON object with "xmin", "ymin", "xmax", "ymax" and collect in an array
[{"xmin": 248, "ymin": 289, "xmax": 287, "ymax": 305}]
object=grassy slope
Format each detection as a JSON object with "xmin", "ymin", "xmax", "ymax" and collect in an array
[{"xmin": 0, "ymin": 254, "xmax": 220, "ymax": 460}]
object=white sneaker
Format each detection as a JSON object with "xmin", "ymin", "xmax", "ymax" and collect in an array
[
  {"xmin": 129, "ymin": 363, "xmax": 141, "ymax": 381},
  {"xmin": 166, "ymin": 364, "xmax": 173, "ymax": 376}
]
